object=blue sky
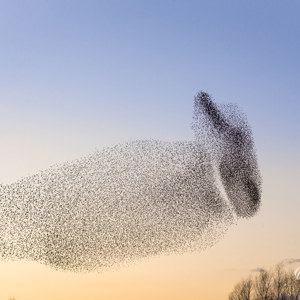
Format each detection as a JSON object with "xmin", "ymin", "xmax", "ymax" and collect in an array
[{"xmin": 0, "ymin": 0, "xmax": 299, "ymax": 182}]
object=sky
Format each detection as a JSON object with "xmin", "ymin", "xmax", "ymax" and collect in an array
[{"xmin": 0, "ymin": 1, "xmax": 299, "ymax": 299}]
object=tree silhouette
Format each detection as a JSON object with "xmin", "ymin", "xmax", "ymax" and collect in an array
[
  {"xmin": 254, "ymin": 270, "xmax": 273, "ymax": 300},
  {"xmin": 228, "ymin": 263, "xmax": 300, "ymax": 300},
  {"xmin": 229, "ymin": 277, "xmax": 253, "ymax": 300}
]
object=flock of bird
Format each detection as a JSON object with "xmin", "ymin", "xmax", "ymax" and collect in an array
[{"xmin": 0, "ymin": 91, "xmax": 261, "ymax": 272}]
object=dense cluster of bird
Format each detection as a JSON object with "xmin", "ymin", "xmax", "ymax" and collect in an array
[{"xmin": 0, "ymin": 92, "xmax": 261, "ymax": 272}]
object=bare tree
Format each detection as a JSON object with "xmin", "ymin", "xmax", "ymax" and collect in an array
[
  {"xmin": 229, "ymin": 281, "xmax": 243, "ymax": 300},
  {"xmin": 254, "ymin": 270, "xmax": 273, "ymax": 300},
  {"xmin": 241, "ymin": 278, "xmax": 253, "ymax": 300},
  {"xmin": 272, "ymin": 264, "xmax": 289, "ymax": 300},
  {"xmin": 229, "ymin": 277, "xmax": 253, "ymax": 300},
  {"xmin": 286, "ymin": 269, "xmax": 300, "ymax": 300},
  {"xmin": 229, "ymin": 264, "xmax": 300, "ymax": 300}
]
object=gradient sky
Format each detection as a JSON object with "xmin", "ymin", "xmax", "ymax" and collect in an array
[{"xmin": 0, "ymin": 1, "xmax": 299, "ymax": 299}]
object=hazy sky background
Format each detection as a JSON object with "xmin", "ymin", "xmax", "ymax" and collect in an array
[{"xmin": 0, "ymin": 1, "xmax": 299, "ymax": 299}]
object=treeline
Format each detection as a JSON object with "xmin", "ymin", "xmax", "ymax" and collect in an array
[{"xmin": 228, "ymin": 264, "xmax": 300, "ymax": 300}]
